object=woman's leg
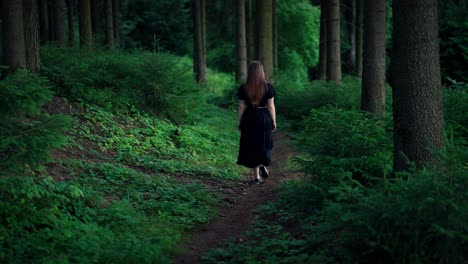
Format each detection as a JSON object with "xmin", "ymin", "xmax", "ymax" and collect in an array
[{"xmin": 253, "ymin": 166, "xmax": 260, "ymax": 180}]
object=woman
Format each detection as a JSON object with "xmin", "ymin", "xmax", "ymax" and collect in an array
[{"xmin": 237, "ymin": 61, "xmax": 277, "ymax": 184}]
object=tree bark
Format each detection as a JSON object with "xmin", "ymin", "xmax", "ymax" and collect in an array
[
  {"xmin": 201, "ymin": 0, "xmax": 207, "ymax": 82},
  {"xmin": 39, "ymin": 0, "xmax": 49, "ymax": 43},
  {"xmin": 318, "ymin": 0, "xmax": 327, "ymax": 80},
  {"xmin": 236, "ymin": 0, "xmax": 248, "ymax": 83},
  {"xmin": 91, "ymin": 0, "xmax": 99, "ymax": 36},
  {"xmin": 66, "ymin": 0, "xmax": 75, "ymax": 46},
  {"xmin": 345, "ymin": 0, "xmax": 356, "ymax": 73},
  {"xmin": 391, "ymin": 0, "xmax": 445, "ymax": 171},
  {"xmin": 272, "ymin": 0, "xmax": 277, "ymax": 74},
  {"xmin": 53, "ymin": 0, "xmax": 67, "ymax": 47},
  {"xmin": 326, "ymin": 0, "xmax": 341, "ymax": 84},
  {"xmin": 112, "ymin": 0, "xmax": 120, "ymax": 46},
  {"xmin": 257, "ymin": 0, "xmax": 273, "ymax": 80},
  {"xmin": 79, "ymin": 0, "xmax": 93, "ymax": 47},
  {"xmin": 23, "ymin": 0, "xmax": 41, "ymax": 73},
  {"xmin": 246, "ymin": 0, "xmax": 255, "ymax": 62},
  {"xmin": 361, "ymin": 0, "xmax": 386, "ymax": 116},
  {"xmin": 2, "ymin": 0, "xmax": 27, "ymax": 72},
  {"xmin": 48, "ymin": 1, "xmax": 56, "ymax": 41},
  {"xmin": 105, "ymin": 0, "xmax": 113, "ymax": 48},
  {"xmin": 193, "ymin": 0, "xmax": 206, "ymax": 83},
  {"xmin": 356, "ymin": 0, "xmax": 363, "ymax": 77}
]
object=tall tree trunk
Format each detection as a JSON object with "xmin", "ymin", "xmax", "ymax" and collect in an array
[
  {"xmin": 193, "ymin": 0, "xmax": 206, "ymax": 83},
  {"xmin": 79, "ymin": 0, "xmax": 93, "ymax": 47},
  {"xmin": 201, "ymin": 0, "xmax": 207, "ymax": 82},
  {"xmin": 2, "ymin": 0, "xmax": 27, "ymax": 72},
  {"xmin": 112, "ymin": 0, "xmax": 119, "ymax": 46},
  {"xmin": 272, "ymin": 0, "xmax": 277, "ymax": 74},
  {"xmin": 246, "ymin": 0, "xmax": 255, "ymax": 62},
  {"xmin": 53, "ymin": 0, "xmax": 67, "ymax": 47},
  {"xmin": 66, "ymin": 0, "xmax": 75, "ymax": 46},
  {"xmin": 39, "ymin": 0, "xmax": 49, "ymax": 43},
  {"xmin": 105, "ymin": 0, "xmax": 113, "ymax": 47},
  {"xmin": 326, "ymin": 0, "xmax": 341, "ymax": 84},
  {"xmin": 257, "ymin": 0, "xmax": 273, "ymax": 80},
  {"xmin": 318, "ymin": 0, "xmax": 327, "ymax": 80},
  {"xmin": 236, "ymin": 0, "xmax": 248, "ymax": 83},
  {"xmin": 48, "ymin": 1, "xmax": 56, "ymax": 41},
  {"xmin": 23, "ymin": 0, "xmax": 41, "ymax": 73},
  {"xmin": 361, "ymin": 0, "xmax": 386, "ymax": 115},
  {"xmin": 391, "ymin": 0, "xmax": 445, "ymax": 171},
  {"xmin": 345, "ymin": 0, "xmax": 356, "ymax": 73},
  {"xmin": 91, "ymin": 0, "xmax": 99, "ymax": 36},
  {"xmin": 356, "ymin": 0, "xmax": 363, "ymax": 77}
]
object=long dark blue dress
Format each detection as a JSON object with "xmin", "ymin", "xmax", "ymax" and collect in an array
[{"xmin": 237, "ymin": 83, "xmax": 276, "ymax": 168}]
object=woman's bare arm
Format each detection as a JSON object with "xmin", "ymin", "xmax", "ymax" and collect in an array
[
  {"xmin": 268, "ymin": 98, "xmax": 276, "ymax": 132},
  {"xmin": 238, "ymin": 100, "xmax": 246, "ymax": 130}
]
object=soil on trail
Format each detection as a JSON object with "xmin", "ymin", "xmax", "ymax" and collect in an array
[{"xmin": 176, "ymin": 132, "xmax": 300, "ymax": 264}]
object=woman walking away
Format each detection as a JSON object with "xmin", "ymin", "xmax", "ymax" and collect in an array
[{"xmin": 237, "ymin": 61, "xmax": 277, "ymax": 184}]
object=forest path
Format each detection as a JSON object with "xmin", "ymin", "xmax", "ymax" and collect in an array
[{"xmin": 175, "ymin": 132, "xmax": 300, "ymax": 264}]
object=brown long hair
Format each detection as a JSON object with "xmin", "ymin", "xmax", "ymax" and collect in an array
[{"xmin": 245, "ymin": 61, "xmax": 267, "ymax": 106}]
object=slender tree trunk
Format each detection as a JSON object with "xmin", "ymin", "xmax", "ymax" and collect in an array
[
  {"xmin": 53, "ymin": 0, "xmax": 67, "ymax": 47},
  {"xmin": 193, "ymin": 0, "xmax": 206, "ymax": 83},
  {"xmin": 326, "ymin": 0, "xmax": 341, "ymax": 84},
  {"xmin": 66, "ymin": 0, "xmax": 75, "ymax": 46},
  {"xmin": 201, "ymin": 0, "xmax": 207, "ymax": 82},
  {"xmin": 2, "ymin": 0, "xmax": 27, "ymax": 72},
  {"xmin": 105, "ymin": 0, "xmax": 113, "ymax": 47},
  {"xmin": 192, "ymin": 0, "xmax": 199, "ymax": 81},
  {"xmin": 91, "ymin": 0, "xmax": 99, "ymax": 36},
  {"xmin": 361, "ymin": 0, "xmax": 386, "ymax": 115},
  {"xmin": 112, "ymin": 0, "xmax": 119, "ymax": 46},
  {"xmin": 272, "ymin": 0, "xmax": 277, "ymax": 74},
  {"xmin": 23, "ymin": 0, "xmax": 41, "ymax": 73},
  {"xmin": 391, "ymin": 0, "xmax": 445, "ymax": 171},
  {"xmin": 318, "ymin": 0, "xmax": 327, "ymax": 79},
  {"xmin": 246, "ymin": 0, "xmax": 255, "ymax": 62},
  {"xmin": 345, "ymin": 0, "xmax": 356, "ymax": 73},
  {"xmin": 236, "ymin": 0, "xmax": 248, "ymax": 83},
  {"xmin": 48, "ymin": 1, "xmax": 56, "ymax": 41},
  {"xmin": 39, "ymin": 0, "xmax": 49, "ymax": 43},
  {"xmin": 79, "ymin": 0, "xmax": 93, "ymax": 47},
  {"xmin": 257, "ymin": 0, "xmax": 273, "ymax": 80},
  {"xmin": 356, "ymin": 0, "xmax": 363, "ymax": 77}
]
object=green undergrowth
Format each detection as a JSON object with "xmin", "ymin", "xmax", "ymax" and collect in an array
[
  {"xmin": 1, "ymin": 100, "xmax": 243, "ymax": 263},
  {"xmin": 41, "ymin": 46, "xmax": 204, "ymax": 123},
  {"xmin": 0, "ymin": 164, "xmax": 217, "ymax": 263},
  {"xmin": 1, "ymin": 48, "xmax": 245, "ymax": 262},
  {"xmin": 72, "ymin": 103, "xmax": 243, "ymax": 179}
]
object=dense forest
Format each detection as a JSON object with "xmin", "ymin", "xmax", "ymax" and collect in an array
[{"xmin": 0, "ymin": 0, "xmax": 467, "ymax": 263}]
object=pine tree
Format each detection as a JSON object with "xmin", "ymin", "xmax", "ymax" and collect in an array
[
  {"xmin": 361, "ymin": 0, "xmax": 386, "ymax": 115},
  {"xmin": 326, "ymin": 0, "xmax": 341, "ymax": 84},
  {"xmin": 390, "ymin": 0, "xmax": 445, "ymax": 171},
  {"xmin": 236, "ymin": 0, "xmax": 248, "ymax": 82},
  {"xmin": 318, "ymin": 0, "xmax": 327, "ymax": 79},
  {"xmin": 257, "ymin": 0, "xmax": 273, "ymax": 79},
  {"xmin": 2, "ymin": 0, "xmax": 27, "ymax": 72},
  {"xmin": 79, "ymin": 0, "xmax": 93, "ymax": 47},
  {"xmin": 24, "ymin": 0, "xmax": 41, "ymax": 73}
]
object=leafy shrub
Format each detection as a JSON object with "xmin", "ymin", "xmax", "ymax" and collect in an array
[
  {"xmin": 443, "ymin": 81, "xmax": 468, "ymax": 139},
  {"xmin": 293, "ymin": 107, "xmax": 392, "ymax": 188},
  {"xmin": 0, "ymin": 70, "xmax": 70, "ymax": 174},
  {"xmin": 276, "ymin": 76, "xmax": 362, "ymax": 124},
  {"xmin": 41, "ymin": 46, "xmax": 204, "ymax": 123},
  {"xmin": 0, "ymin": 162, "xmax": 219, "ymax": 263},
  {"xmin": 306, "ymin": 159, "xmax": 468, "ymax": 263}
]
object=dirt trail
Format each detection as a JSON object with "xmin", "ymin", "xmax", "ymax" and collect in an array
[{"xmin": 175, "ymin": 132, "xmax": 300, "ymax": 264}]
